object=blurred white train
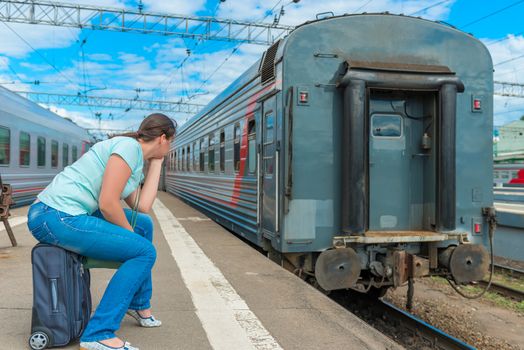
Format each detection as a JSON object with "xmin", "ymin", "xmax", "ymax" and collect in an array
[{"xmin": 0, "ymin": 86, "xmax": 93, "ymax": 206}]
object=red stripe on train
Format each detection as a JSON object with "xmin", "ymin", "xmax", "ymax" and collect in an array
[
  {"xmin": 13, "ymin": 187, "xmax": 45, "ymax": 194},
  {"xmin": 231, "ymin": 82, "xmax": 276, "ymax": 207}
]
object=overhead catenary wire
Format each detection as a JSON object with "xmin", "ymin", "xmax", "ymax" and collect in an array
[
  {"xmin": 184, "ymin": 0, "xmax": 291, "ymax": 100},
  {"xmin": 409, "ymin": 0, "xmax": 451, "ymax": 16},
  {"xmin": 494, "ymin": 53, "xmax": 524, "ymax": 67},
  {"xmin": 461, "ymin": 0, "xmax": 524, "ymax": 28},
  {"xmin": 486, "ymin": 31, "xmax": 524, "ymax": 46},
  {"xmin": 0, "ymin": 21, "xmax": 78, "ymax": 86},
  {"xmin": 354, "ymin": 0, "xmax": 374, "ymax": 13}
]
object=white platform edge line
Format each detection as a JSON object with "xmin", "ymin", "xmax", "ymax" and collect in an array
[{"xmin": 153, "ymin": 199, "xmax": 283, "ymax": 350}]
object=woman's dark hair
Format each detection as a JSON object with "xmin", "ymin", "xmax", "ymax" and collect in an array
[{"xmin": 111, "ymin": 113, "xmax": 177, "ymax": 141}]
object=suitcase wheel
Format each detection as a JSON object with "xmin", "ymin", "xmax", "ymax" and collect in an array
[{"xmin": 28, "ymin": 327, "xmax": 52, "ymax": 350}]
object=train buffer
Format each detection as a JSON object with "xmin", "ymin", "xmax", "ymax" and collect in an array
[{"xmin": 0, "ymin": 191, "xmax": 403, "ymax": 350}]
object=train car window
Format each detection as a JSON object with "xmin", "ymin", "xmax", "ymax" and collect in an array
[
  {"xmin": 371, "ymin": 114, "xmax": 402, "ymax": 137},
  {"xmin": 234, "ymin": 123, "xmax": 241, "ymax": 172},
  {"xmin": 220, "ymin": 130, "xmax": 225, "ymax": 173},
  {"xmin": 0, "ymin": 126, "xmax": 10, "ymax": 166},
  {"xmin": 62, "ymin": 143, "xmax": 69, "ymax": 167},
  {"xmin": 19, "ymin": 131, "xmax": 30, "ymax": 167},
  {"xmin": 173, "ymin": 151, "xmax": 176, "ymax": 172},
  {"xmin": 37, "ymin": 136, "xmax": 46, "ymax": 167},
  {"xmin": 248, "ymin": 120, "xmax": 256, "ymax": 174},
  {"xmin": 200, "ymin": 139, "xmax": 205, "ymax": 172},
  {"xmin": 51, "ymin": 140, "xmax": 59, "ymax": 168},
  {"xmin": 72, "ymin": 145, "xmax": 78, "ymax": 162},
  {"xmin": 208, "ymin": 133, "xmax": 215, "ymax": 173},
  {"xmin": 186, "ymin": 145, "xmax": 191, "ymax": 172},
  {"xmin": 182, "ymin": 148, "xmax": 185, "ymax": 172}
]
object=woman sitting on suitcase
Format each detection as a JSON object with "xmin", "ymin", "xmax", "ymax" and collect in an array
[{"xmin": 27, "ymin": 113, "xmax": 176, "ymax": 350}]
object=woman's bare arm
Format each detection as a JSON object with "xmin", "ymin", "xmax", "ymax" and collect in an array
[
  {"xmin": 99, "ymin": 154, "xmax": 134, "ymax": 231},
  {"xmin": 124, "ymin": 158, "xmax": 164, "ymax": 213}
]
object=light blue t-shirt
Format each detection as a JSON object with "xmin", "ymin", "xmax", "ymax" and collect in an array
[{"xmin": 38, "ymin": 136, "xmax": 144, "ymax": 215}]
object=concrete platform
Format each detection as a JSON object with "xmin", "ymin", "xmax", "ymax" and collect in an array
[{"xmin": 0, "ymin": 191, "xmax": 402, "ymax": 350}]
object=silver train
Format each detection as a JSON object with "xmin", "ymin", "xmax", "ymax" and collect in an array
[{"xmin": 0, "ymin": 85, "xmax": 93, "ymax": 207}]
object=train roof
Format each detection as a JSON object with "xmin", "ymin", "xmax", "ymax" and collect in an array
[
  {"xmin": 178, "ymin": 13, "xmax": 487, "ymax": 134},
  {"xmin": 0, "ymin": 85, "xmax": 92, "ymax": 140}
]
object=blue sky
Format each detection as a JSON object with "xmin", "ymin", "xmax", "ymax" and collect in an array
[{"xmin": 0, "ymin": 0, "xmax": 523, "ymax": 135}]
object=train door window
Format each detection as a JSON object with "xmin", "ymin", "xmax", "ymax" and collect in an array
[
  {"xmin": 200, "ymin": 138, "xmax": 205, "ymax": 172},
  {"xmin": 62, "ymin": 143, "xmax": 69, "ymax": 167},
  {"xmin": 208, "ymin": 133, "xmax": 215, "ymax": 173},
  {"xmin": 371, "ymin": 114, "xmax": 402, "ymax": 137},
  {"xmin": 37, "ymin": 136, "xmax": 46, "ymax": 167},
  {"xmin": 72, "ymin": 145, "xmax": 78, "ymax": 162},
  {"xmin": 173, "ymin": 151, "xmax": 177, "ymax": 171},
  {"xmin": 19, "ymin": 131, "xmax": 30, "ymax": 167},
  {"xmin": 186, "ymin": 145, "xmax": 191, "ymax": 171},
  {"xmin": 220, "ymin": 130, "xmax": 225, "ymax": 173},
  {"xmin": 179, "ymin": 148, "xmax": 183, "ymax": 170},
  {"xmin": 51, "ymin": 140, "xmax": 59, "ymax": 168},
  {"xmin": 0, "ymin": 126, "xmax": 10, "ymax": 166},
  {"xmin": 193, "ymin": 142, "xmax": 197, "ymax": 170},
  {"xmin": 264, "ymin": 112, "xmax": 274, "ymax": 174},
  {"xmin": 234, "ymin": 123, "xmax": 241, "ymax": 173},
  {"xmin": 247, "ymin": 119, "xmax": 256, "ymax": 174},
  {"xmin": 182, "ymin": 148, "xmax": 185, "ymax": 171}
]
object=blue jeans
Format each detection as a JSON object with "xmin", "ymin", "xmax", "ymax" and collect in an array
[{"xmin": 27, "ymin": 201, "xmax": 157, "ymax": 342}]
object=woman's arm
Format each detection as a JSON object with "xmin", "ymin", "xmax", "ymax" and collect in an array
[
  {"xmin": 99, "ymin": 154, "xmax": 134, "ymax": 231},
  {"xmin": 125, "ymin": 157, "xmax": 164, "ymax": 213}
]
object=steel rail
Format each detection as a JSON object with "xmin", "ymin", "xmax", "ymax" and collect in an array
[
  {"xmin": 478, "ymin": 280, "xmax": 524, "ymax": 302},
  {"xmin": 379, "ymin": 300, "xmax": 476, "ymax": 350}
]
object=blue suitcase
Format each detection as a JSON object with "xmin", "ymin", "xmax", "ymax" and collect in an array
[{"xmin": 29, "ymin": 244, "xmax": 92, "ymax": 349}]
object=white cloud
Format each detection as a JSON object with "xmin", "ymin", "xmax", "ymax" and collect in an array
[
  {"xmin": 216, "ymin": 0, "xmax": 455, "ymax": 25},
  {"xmin": 143, "ymin": 0, "xmax": 207, "ymax": 15},
  {"xmin": 88, "ymin": 53, "xmax": 113, "ymax": 61},
  {"xmin": 0, "ymin": 23, "xmax": 78, "ymax": 58}
]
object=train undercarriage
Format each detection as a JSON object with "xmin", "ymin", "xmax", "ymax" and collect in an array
[{"xmin": 269, "ymin": 206, "xmax": 495, "ymax": 300}]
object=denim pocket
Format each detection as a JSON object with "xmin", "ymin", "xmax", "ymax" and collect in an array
[{"xmin": 30, "ymin": 221, "xmax": 59, "ymax": 245}]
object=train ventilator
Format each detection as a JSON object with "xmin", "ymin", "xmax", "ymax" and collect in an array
[{"xmin": 168, "ymin": 13, "xmax": 495, "ymax": 298}]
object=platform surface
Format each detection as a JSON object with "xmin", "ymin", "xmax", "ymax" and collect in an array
[{"xmin": 0, "ymin": 191, "xmax": 402, "ymax": 350}]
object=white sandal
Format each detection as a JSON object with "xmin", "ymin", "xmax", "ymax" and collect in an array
[
  {"xmin": 126, "ymin": 309, "xmax": 162, "ymax": 328},
  {"xmin": 79, "ymin": 340, "xmax": 138, "ymax": 350}
]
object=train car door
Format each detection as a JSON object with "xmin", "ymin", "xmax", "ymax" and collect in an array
[
  {"xmin": 260, "ymin": 95, "xmax": 277, "ymax": 237},
  {"xmin": 368, "ymin": 92, "xmax": 427, "ymax": 230}
]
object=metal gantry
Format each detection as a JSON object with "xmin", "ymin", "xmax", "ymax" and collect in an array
[
  {"xmin": 14, "ymin": 91, "xmax": 204, "ymax": 114},
  {"xmin": 0, "ymin": 0, "xmax": 293, "ymax": 45},
  {"xmin": 495, "ymin": 81, "xmax": 524, "ymax": 98}
]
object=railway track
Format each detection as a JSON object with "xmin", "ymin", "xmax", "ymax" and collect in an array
[
  {"xmin": 478, "ymin": 263, "xmax": 524, "ymax": 302},
  {"xmin": 379, "ymin": 300, "xmax": 476, "ymax": 350},
  {"xmin": 330, "ymin": 290, "xmax": 476, "ymax": 350},
  {"xmin": 480, "ymin": 280, "xmax": 524, "ymax": 302},
  {"xmin": 493, "ymin": 263, "xmax": 524, "ymax": 278}
]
